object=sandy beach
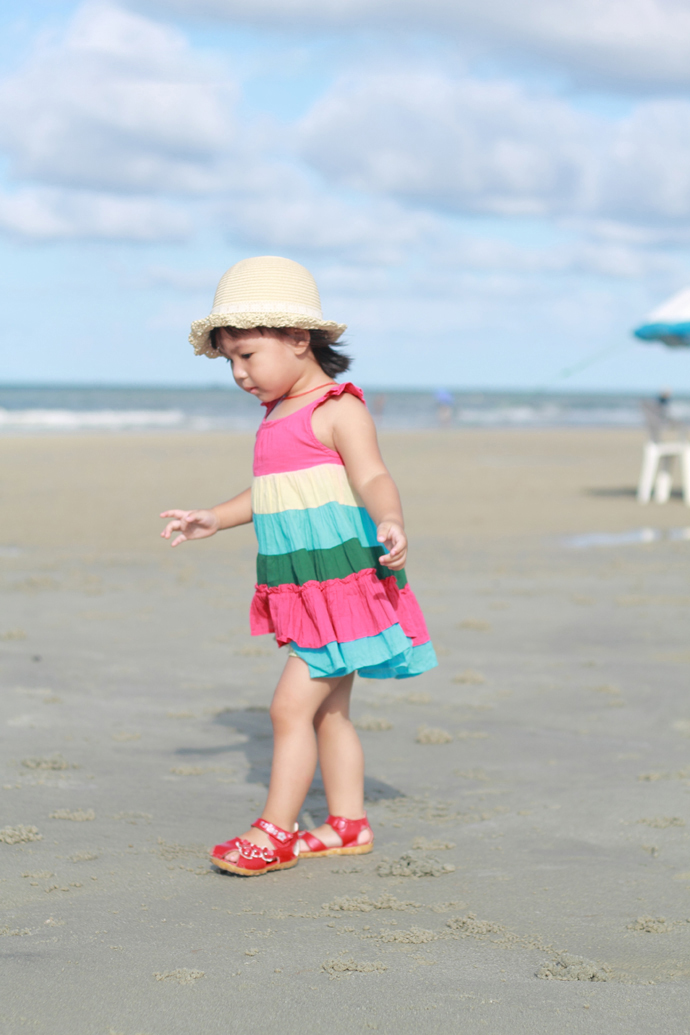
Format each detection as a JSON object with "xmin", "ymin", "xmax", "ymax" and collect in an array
[{"xmin": 2, "ymin": 427, "xmax": 690, "ymax": 1034}]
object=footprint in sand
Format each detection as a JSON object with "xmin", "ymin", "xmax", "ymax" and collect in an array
[
  {"xmin": 636, "ymin": 816, "xmax": 685, "ymax": 829},
  {"xmin": 154, "ymin": 968, "xmax": 205, "ymax": 985},
  {"xmin": 458, "ymin": 619, "xmax": 492, "ymax": 632},
  {"xmin": 452, "ymin": 669, "xmax": 486, "ymax": 685},
  {"xmin": 412, "ymin": 837, "xmax": 455, "ymax": 850},
  {"xmin": 402, "ymin": 692, "xmax": 432, "ymax": 704}
]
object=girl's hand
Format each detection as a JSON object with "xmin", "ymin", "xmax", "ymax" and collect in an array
[
  {"xmin": 159, "ymin": 509, "xmax": 219, "ymax": 547},
  {"xmin": 377, "ymin": 521, "xmax": 407, "ymax": 570}
]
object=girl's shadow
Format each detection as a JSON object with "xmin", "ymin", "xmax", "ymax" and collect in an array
[{"xmin": 174, "ymin": 706, "xmax": 404, "ymax": 819}]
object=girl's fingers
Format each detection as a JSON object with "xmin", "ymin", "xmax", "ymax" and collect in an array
[
  {"xmin": 171, "ymin": 534, "xmax": 186, "ymax": 547},
  {"xmin": 381, "ymin": 557, "xmax": 404, "ymax": 570},
  {"xmin": 161, "ymin": 520, "xmax": 183, "ymax": 538}
]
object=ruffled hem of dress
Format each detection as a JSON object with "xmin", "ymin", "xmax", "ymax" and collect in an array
[
  {"xmin": 249, "ymin": 569, "xmax": 429, "ymax": 649},
  {"xmin": 288, "ymin": 629, "xmax": 438, "ymax": 680}
]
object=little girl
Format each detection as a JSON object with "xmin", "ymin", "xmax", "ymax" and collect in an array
[{"xmin": 161, "ymin": 256, "xmax": 437, "ymax": 876}]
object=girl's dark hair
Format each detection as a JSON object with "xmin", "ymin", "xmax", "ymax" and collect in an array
[
  {"xmin": 307, "ymin": 328, "xmax": 351, "ymax": 377},
  {"xmin": 210, "ymin": 326, "xmax": 351, "ymax": 378}
]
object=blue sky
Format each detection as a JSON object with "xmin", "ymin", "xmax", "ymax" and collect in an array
[{"xmin": 3, "ymin": 1, "xmax": 690, "ymax": 390}]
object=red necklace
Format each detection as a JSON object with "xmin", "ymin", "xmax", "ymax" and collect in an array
[{"xmin": 284, "ymin": 381, "xmax": 335, "ymax": 400}]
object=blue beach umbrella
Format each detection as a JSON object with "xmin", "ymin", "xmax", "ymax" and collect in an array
[{"xmin": 634, "ymin": 287, "xmax": 690, "ymax": 348}]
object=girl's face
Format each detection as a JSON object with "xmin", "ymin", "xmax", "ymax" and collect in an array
[{"xmin": 214, "ymin": 328, "xmax": 311, "ymax": 403}]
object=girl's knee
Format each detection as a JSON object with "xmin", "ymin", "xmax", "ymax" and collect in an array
[
  {"xmin": 269, "ymin": 697, "xmax": 289, "ymax": 728},
  {"xmin": 270, "ymin": 694, "xmax": 310, "ymax": 730}
]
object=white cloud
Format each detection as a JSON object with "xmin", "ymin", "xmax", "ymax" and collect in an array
[
  {"xmin": 0, "ymin": 187, "xmax": 190, "ymax": 240},
  {"xmin": 134, "ymin": 0, "xmax": 690, "ymax": 89},
  {"xmin": 299, "ymin": 74, "xmax": 597, "ymax": 218},
  {"xmin": 225, "ymin": 176, "xmax": 440, "ymax": 264},
  {"xmin": 1, "ymin": 0, "xmax": 688, "ymax": 282},
  {"xmin": 298, "ymin": 72, "xmax": 690, "ymax": 226},
  {"xmin": 0, "ymin": 2, "xmax": 239, "ymax": 196}
]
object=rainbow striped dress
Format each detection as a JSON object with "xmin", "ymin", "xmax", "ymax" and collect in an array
[{"xmin": 249, "ymin": 383, "xmax": 437, "ymax": 680}]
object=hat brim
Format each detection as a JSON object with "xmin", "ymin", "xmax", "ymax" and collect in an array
[{"xmin": 189, "ymin": 312, "xmax": 347, "ymax": 358}]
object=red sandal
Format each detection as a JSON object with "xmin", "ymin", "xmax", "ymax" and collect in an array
[
  {"xmin": 298, "ymin": 814, "xmax": 373, "ymax": 858},
  {"xmin": 210, "ymin": 818, "xmax": 300, "ymax": 876}
]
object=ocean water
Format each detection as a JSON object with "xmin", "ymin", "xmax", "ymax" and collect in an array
[{"xmin": 1, "ymin": 385, "xmax": 689, "ymax": 434}]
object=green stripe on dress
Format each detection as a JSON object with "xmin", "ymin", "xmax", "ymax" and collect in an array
[{"xmin": 256, "ymin": 537, "xmax": 408, "ymax": 590}]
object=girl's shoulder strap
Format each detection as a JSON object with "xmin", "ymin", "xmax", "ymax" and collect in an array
[{"xmin": 312, "ymin": 382, "xmax": 366, "ymax": 410}]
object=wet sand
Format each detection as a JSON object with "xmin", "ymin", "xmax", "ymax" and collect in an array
[{"xmin": 1, "ymin": 428, "xmax": 690, "ymax": 1034}]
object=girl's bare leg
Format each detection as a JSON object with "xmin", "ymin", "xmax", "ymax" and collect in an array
[
  {"xmin": 299, "ymin": 674, "xmax": 373, "ymax": 851},
  {"xmin": 219, "ymin": 655, "xmax": 348, "ymax": 863}
]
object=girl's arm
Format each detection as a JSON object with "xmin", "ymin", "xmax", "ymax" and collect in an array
[
  {"xmin": 326, "ymin": 397, "xmax": 407, "ymax": 571},
  {"xmin": 160, "ymin": 487, "xmax": 252, "ymax": 548}
]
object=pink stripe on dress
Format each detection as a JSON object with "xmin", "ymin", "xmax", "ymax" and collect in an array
[
  {"xmin": 253, "ymin": 383, "xmax": 365, "ymax": 476},
  {"xmin": 250, "ymin": 572, "xmax": 430, "ymax": 649}
]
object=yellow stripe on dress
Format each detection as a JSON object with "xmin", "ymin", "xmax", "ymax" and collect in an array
[{"xmin": 252, "ymin": 463, "xmax": 363, "ymax": 515}]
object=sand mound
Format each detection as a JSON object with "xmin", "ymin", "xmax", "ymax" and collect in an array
[
  {"xmin": 377, "ymin": 852, "xmax": 455, "ymax": 878},
  {"xmin": 374, "ymin": 927, "xmax": 437, "ymax": 944},
  {"xmin": 50, "ymin": 809, "xmax": 95, "ymax": 822},
  {"xmin": 21, "ymin": 754, "xmax": 74, "ymax": 770},
  {"xmin": 537, "ymin": 953, "xmax": 613, "ymax": 981},
  {"xmin": 321, "ymin": 957, "xmax": 387, "ymax": 978},
  {"xmin": 0, "ymin": 824, "xmax": 42, "ymax": 844},
  {"xmin": 627, "ymin": 915, "xmax": 677, "ymax": 933},
  {"xmin": 447, "ymin": 913, "xmax": 511, "ymax": 940},
  {"xmin": 416, "ymin": 725, "xmax": 452, "ymax": 744},
  {"xmin": 325, "ymin": 892, "xmax": 420, "ymax": 912},
  {"xmin": 354, "ymin": 715, "xmax": 393, "ymax": 731}
]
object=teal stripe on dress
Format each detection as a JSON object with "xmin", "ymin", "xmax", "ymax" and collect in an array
[
  {"xmin": 253, "ymin": 502, "xmax": 378, "ymax": 556},
  {"xmin": 256, "ymin": 538, "xmax": 408, "ymax": 590},
  {"xmin": 288, "ymin": 626, "xmax": 438, "ymax": 680}
]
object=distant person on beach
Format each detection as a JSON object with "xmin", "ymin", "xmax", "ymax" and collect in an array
[
  {"xmin": 371, "ymin": 392, "xmax": 387, "ymax": 420},
  {"xmin": 160, "ymin": 257, "xmax": 437, "ymax": 877},
  {"xmin": 435, "ymin": 389, "xmax": 454, "ymax": 428},
  {"xmin": 642, "ymin": 387, "xmax": 676, "ymax": 438}
]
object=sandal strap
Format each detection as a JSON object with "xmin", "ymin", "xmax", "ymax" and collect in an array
[
  {"xmin": 252, "ymin": 817, "xmax": 297, "ymax": 848},
  {"xmin": 326, "ymin": 814, "xmax": 370, "ymax": 847},
  {"xmin": 298, "ymin": 829, "xmax": 328, "ymax": 853}
]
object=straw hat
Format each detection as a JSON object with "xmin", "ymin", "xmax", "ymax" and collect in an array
[{"xmin": 189, "ymin": 255, "xmax": 347, "ymax": 358}]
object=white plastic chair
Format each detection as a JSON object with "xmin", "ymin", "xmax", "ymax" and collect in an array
[{"xmin": 637, "ymin": 401, "xmax": 690, "ymax": 505}]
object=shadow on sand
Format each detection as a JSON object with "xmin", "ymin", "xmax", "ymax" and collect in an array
[
  {"xmin": 174, "ymin": 706, "xmax": 404, "ymax": 822},
  {"xmin": 584, "ymin": 486, "xmax": 637, "ymax": 498},
  {"xmin": 586, "ymin": 486, "xmax": 686, "ymax": 501}
]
